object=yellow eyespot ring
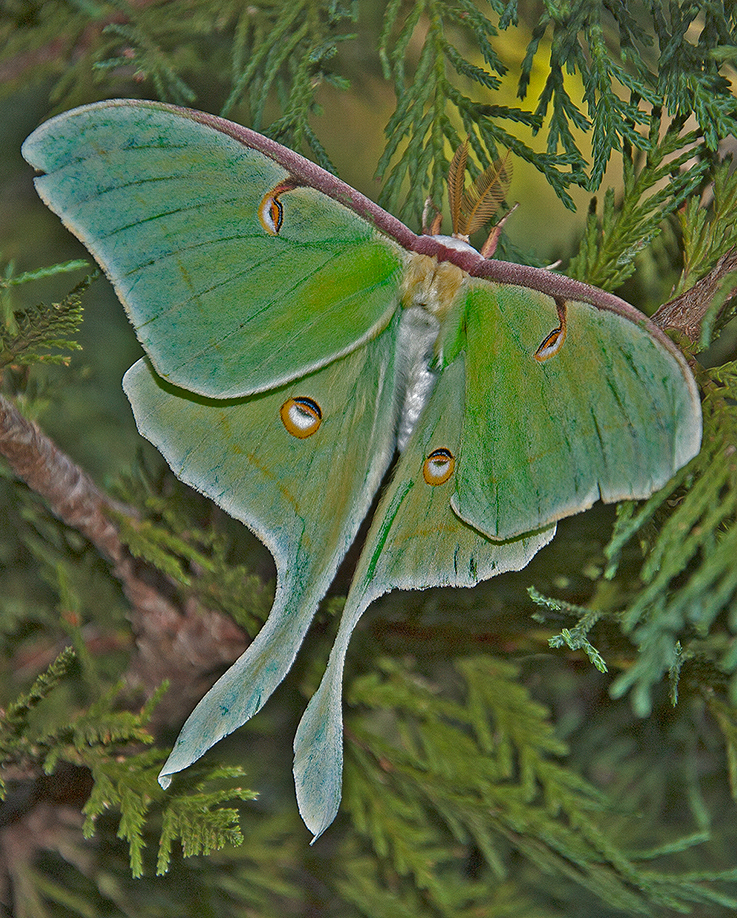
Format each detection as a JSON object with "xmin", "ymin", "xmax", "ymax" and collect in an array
[
  {"xmin": 258, "ymin": 193, "xmax": 284, "ymax": 235},
  {"xmin": 534, "ymin": 325, "xmax": 567, "ymax": 362},
  {"xmin": 280, "ymin": 396, "xmax": 322, "ymax": 438},
  {"xmin": 423, "ymin": 447, "xmax": 455, "ymax": 485},
  {"xmin": 258, "ymin": 180, "xmax": 297, "ymax": 235},
  {"xmin": 534, "ymin": 299, "xmax": 568, "ymax": 362}
]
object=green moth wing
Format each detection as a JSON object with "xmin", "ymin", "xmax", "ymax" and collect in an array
[
  {"xmin": 21, "ymin": 101, "xmax": 405, "ymax": 398},
  {"xmin": 292, "ymin": 272, "xmax": 702, "ymax": 839},
  {"xmin": 293, "ymin": 356, "xmax": 556, "ymax": 840},
  {"xmin": 22, "ymin": 101, "xmax": 702, "ymax": 842},
  {"xmin": 451, "ymin": 280, "xmax": 703, "ymax": 540},
  {"xmin": 123, "ymin": 314, "xmax": 402, "ymax": 785}
]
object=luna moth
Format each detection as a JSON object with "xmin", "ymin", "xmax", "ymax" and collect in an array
[{"xmin": 22, "ymin": 100, "xmax": 702, "ymax": 841}]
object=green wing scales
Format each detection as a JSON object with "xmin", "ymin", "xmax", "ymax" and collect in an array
[
  {"xmin": 294, "ymin": 278, "xmax": 701, "ymax": 840},
  {"xmin": 294, "ymin": 356, "xmax": 557, "ymax": 840},
  {"xmin": 21, "ymin": 100, "xmax": 702, "ymax": 841},
  {"xmin": 22, "ymin": 102, "xmax": 403, "ymax": 398},
  {"xmin": 124, "ymin": 316, "xmax": 402, "ymax": 785},
  {"xmin": 452, "ymin": 281, "xmax": 702, "ymax": 540}
]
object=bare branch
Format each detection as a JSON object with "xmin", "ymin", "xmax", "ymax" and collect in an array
[{"xmin": 652, "ymin": 248, "xmax": 737, "ymax": 343}]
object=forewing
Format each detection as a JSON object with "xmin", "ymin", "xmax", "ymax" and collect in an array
[
  {"xmin": 121, "ymin": 317, "xmax": 402, "ymax": 786},
  {"xmin": 22, "ymin": 101, "xmax": 404, "ymax": 398},
  {"xmin": 453, "ymin": 281, "xmax": 703, "ymax": 540}
]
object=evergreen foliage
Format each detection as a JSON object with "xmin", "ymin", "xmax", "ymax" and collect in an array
[
  {"xmin": 343, "ymin": 658, "xmax": 737, "ymax": 915},
  {"xmin": 0, "ymin": 262, "xmax": 89, "ymax": 369},
  {"xmin": 565, "ymin": 112, "xmax": 706, "ymax": 292},
  {"xmin": 0, "ymin": 646, "xmax": 254, "ymax": 881},
  {"xmin": 112, "ymin": 471, "xmax": 273, "ymax": 634},
  {"xmin": 2, "ymin": 1, "xmax": 737, "ymax": 916}
]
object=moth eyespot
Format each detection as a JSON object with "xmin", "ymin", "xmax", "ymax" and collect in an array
[
  {"xmin": 534, "ymin": 300, "xmax": 568, "ymax": 362},
  {"xmin": 534, "ymin": 325, "xmax": 567, "ymax": 362},
  {"xmin": 423, "ymin": 447, "xmax": 455, "ymax": 485},
  {"xmin": 280, "ymin": 396, "xmax": 322, "ymax": 438},
  {"xmin": 258, "ymin": 193, "xmax": 284, "ymax": 235}
]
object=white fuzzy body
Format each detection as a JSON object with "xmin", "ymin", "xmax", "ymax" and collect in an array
[
  {"xmin": 393, "ymin": 250, "xmax": 470, "ymax": 452},
  {"xmin": 395, "ymin": 306, "xmax": 440, "ymax": 452}
]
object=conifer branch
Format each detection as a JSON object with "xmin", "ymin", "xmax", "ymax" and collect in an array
[{"xmin": 0, "ymin": 393, "xmax": 247, "ymax": 723}]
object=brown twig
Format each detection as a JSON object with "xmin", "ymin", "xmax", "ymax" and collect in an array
[{"xmin": 652, "ymin": 248, "xmax": 737, "ymax": 343}]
